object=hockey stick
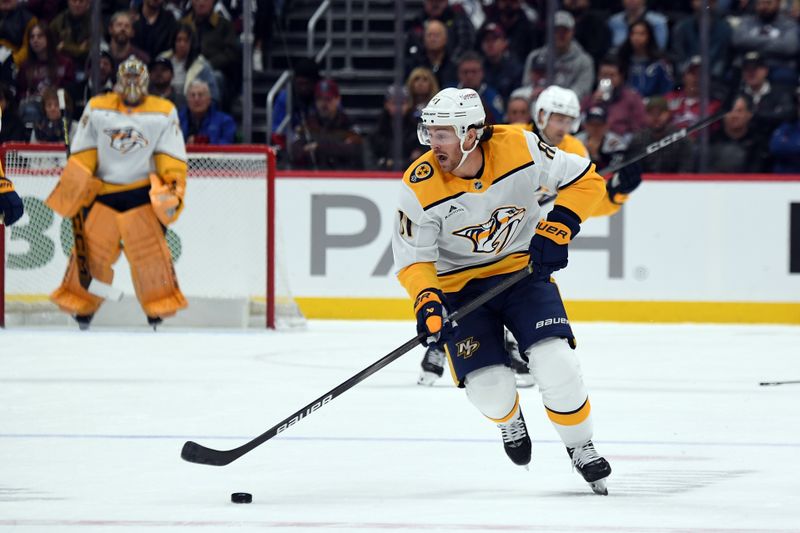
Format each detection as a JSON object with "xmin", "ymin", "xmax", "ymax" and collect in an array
[
  {"xmin": 597, "ymin": 109, "xmax": 727, "ymax": 176},
  {"xmin": 759, "ymin": 380, "xmax": 800, "ymax": 386},
  {"xmin": 57, "ymin": 89, "xmax": 123, "ymax": 302},
  {"xmin": 181, "ymin": 263, "xmax": 535, "ymax": 466}
]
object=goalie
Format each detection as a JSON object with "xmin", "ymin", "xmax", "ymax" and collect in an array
[{"xmin": 46, "ymin": 56, "xmax": 188, "ymax": 330}]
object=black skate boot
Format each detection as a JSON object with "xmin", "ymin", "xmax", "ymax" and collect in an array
[
  {"xmin": 147, "ymin": 316, "xmax": 163, "ymax": 331},
  {"xmin": 497, "ymin": 409, "xmax": 531, "ymax": 467},
  {"xmin": 567, "ymin": 440, "xmax": 612, "ymax": 495},
  {"xmin": 417, "ymin": 346, "xmax": 445, "ymax": 386},
  {"xmin": 73, "ymin": 314, "xmax": 93, "ymax": 331},
  {"xmin": 505, "ymin": 331, "xmax": 535, "ymax": 388}
]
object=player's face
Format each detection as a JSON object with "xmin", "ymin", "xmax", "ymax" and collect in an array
[
  {"xmin": 505, "ymin": 99, "xmax": 531, "ymax": 124},
  {"xmin": 427, "ymin": 126, "xmax": 463, "ymax": 172},
  {"xmin": 543, "ymin": 112, "xmax": 573, "ymax": 145}
]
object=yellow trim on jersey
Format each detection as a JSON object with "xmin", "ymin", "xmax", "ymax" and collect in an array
[
  {"xmin": 443, "ymin": 344, "xmax": 460, "ymax": 386},
  {"xmin": 397, "ymin": 262, "xmax": 440, "ymax": 300},
  {"xmin": 546, "ymin": 398, "xmax": 591, "ymax": 426},
  {"xmin": 439, "ymin": 253, "xmax": 530, "ymax": 293},
  {"xmin": 89, "ymin": 93, "xmax": 176, "ymax": 115},
  {"xmin": 71, "ymin": 149, "xmax": 98, "ymax": 174},
  {"xmin": 154, "ymin": 153, "xmax": 188, "ymax": 186},
  {"xmin": 98, "ymin": 177, "xmax": 150, "ymax": 195},
  {"xmin": 488, "ymin": 393, "xmax": 521, "ymax": 424}
]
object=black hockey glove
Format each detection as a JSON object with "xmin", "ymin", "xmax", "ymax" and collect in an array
[
  {"xmin": 607, "ymin": 161, "xmax": 642, "ymax": 204},
  {"xmin": 528, "ymin": 207, "xmax": 581, "ymax": 281},
  {"xmin": 0, "ymin": 177, "xmax": 24, "ymax": 226},
  {"xmin": 414, "ymin": 288, "xmax": 455, "ymax": 347}
]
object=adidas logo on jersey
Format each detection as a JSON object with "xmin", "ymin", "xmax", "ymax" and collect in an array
[{"xmin": 445, "ymin": 205, "xmax": 465, "ymax": 219}]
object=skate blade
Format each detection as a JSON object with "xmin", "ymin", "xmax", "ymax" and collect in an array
[
  {"xmin": 417, "ymin": 371, "xmax": 441, "ymax": 386},
  {"xmin": 589, "ymin": 478, "xmax": 608, "ymax": 496}
]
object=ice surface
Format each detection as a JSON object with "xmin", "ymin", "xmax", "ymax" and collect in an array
[{"xmin": 1, "ymin": 321, "xmax": 799, "ymax": 532}]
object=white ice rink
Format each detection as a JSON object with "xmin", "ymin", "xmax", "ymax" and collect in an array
[{"xmin": 1, "ymin": 321, "xmax": 799, "ymax": 532}]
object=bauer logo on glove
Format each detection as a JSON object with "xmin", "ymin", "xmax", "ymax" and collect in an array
[{"xmin": 414, "ymin": 288, "xmax": 456, "ymax": 347}]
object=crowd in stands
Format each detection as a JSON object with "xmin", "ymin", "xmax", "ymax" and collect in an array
[
  {"xmin": 276, "ymin": 0, "xmax": 800, "ymax": 174},
  {"xmin": 2, "ymin": 0, "xmax": 800, "ymax": 174}
]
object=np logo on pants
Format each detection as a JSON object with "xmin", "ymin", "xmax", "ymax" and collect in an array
[{"xmin": 456, "ymin": 337, "xmax": 480, "ymax": 359}]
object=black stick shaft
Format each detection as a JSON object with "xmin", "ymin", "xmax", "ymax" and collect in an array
[
  {"xmin": 759, "ymin": 380, "xmax": 800, "ymax": 386},
  {"xmin": 181, "ymin": 264, "xmax": 534, "ymax": 466},
  {"xmin": 598, "ymin": 110, "xmax": 727, "ymax": 176}
]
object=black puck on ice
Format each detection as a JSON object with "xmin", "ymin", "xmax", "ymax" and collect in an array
[{"xmin": 231, "ymin": 492, "xmax": 252, "ymax": 504}]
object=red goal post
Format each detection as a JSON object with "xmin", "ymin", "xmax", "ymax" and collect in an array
[{"xmin": 0, "ymin": 143, "xmax": 304, "ymax": 329}]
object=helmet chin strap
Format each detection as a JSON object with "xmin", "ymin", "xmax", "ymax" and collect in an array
[{"xmin": 454, "ymin": 129, "xmax": 480, "ymax": 171}]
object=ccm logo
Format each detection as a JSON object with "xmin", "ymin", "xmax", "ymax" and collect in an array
[
  {"xmin": 535, "ymin": 317, "xmax": 569, "ymax": 329},
  {"xmin": 537, "ymin": 221, "xmax": 569, "ymax": 239},
  {"xmin": 645, "ymin": 129, "xmax": 687, "ymax": 153}
]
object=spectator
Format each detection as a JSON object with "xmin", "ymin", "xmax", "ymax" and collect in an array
[
  {"xmin": 479, "ymin": 22, "xmax": 521, "ymax": 102},
  {"xmin": 271, "ymin": 56, "xmax": 320, "ymax": 149},
  {"xmin": 24, "ymin": 0, "xmax": 63, "ymax": 24},
  {"xmin": 107, "ymin": 11, "xmax": 150, "ymax": 68},
  {"xmin": 617, "ymin": 19, "xmax": 674, "ymax": 97},
  {"xmin": 608, "ymin": 0, "xmax": 669, "ymax": 50},
  {"xmin": 30, "ymin": 87, "xmax": 74, "ymax": 143},
  {"xmin": 516, "ymin": 53, "xmax": 549, "ymax": 103},
  {"xmin": 290, "ymin": 78, "xmax": 364, "ymax": 170},
  {"xmin": 731, "ymin": 0, "xmax": 798, "ymax": 85},
  {"xmin": 68, "ymin": 49, "xmax": 114, "ymax": 117},
  {"xmin": 626, "ymin": 96, "xmax": 694, "ymax": 173},
  {"xmin": 149, "ymin": 56, "xmax": 185, "ymax": 109},
  {"xmin": 0, "ymin": 82, "xmax": 28, "ymax": 141},
  {"xmin": 48, "ymin": 0, "xmax": 91, "ymax": 80},
  {"xmin": 180, "ymin": 0, "xmax": 241, "ymax": 99},
  {"xmin": 406, "ymin": 0, "xmax": 475, "ymax": 62},
  {"xmin": 0, "ymin": 0, "xmax": 37, "ymax": 84},
  {"xmin": 405, "ymin": 66, "xmax": 439, "ymax": 120},
  {"xmin": 575, "ymin": 106, "xmax": 629, "ymax": 172},
  {"xmin": 665, "ymin": 55, "xmax": 722, "ymax": 131},
  {"xmin": 371, "ymin": 84, "xmax": 424, "ymax": 170},
  {"xmin": 769, "ymin": 87, "xmax": 800, "ymax": 173},
  {"xmin": 522, "ymin": 11, "xmax": 594, "ymax": 100},
  {"xmin": 562, "ymin": 0, "xmax": 612, "ymax": 66},
  {"xmin": 707, "ymin": 94, "xmax": 770, "ymax": 173},
  {"xmin": 670, "ymin": 0, "xmax": 732, "ymax": 84},
  {"xmin": 739, "ymin": 51, "xmax": 796, "ymax": 139},
  {"xmin": 456, "ymin": 51, "xmax": 504, "ymax": 124},
  {"xmin": 16, "ymin": 22, "xmax": 75, "ymax": 119},
  {"xmin": 581, "ymin": 54, "xmax": 646, "ymax": 143},
  {"xmin": 407, "ymin": 19, "xmax": 459, "ymax": 89},
  {"xmin": 133, "ymin": 0, "xmax": 178, "ymax": 61},
  {"xmin": 505, "ymin": 91, "xmax": 532, "ymax": 124},
  {"xmin": 482, "ymin": 0, "xmax": 539, "ymax": 63},
  {"xmin": 158, "ymin": 23, "xmax": 220, "ymax": 105},
  {"xmin": 178, "ymin": 79, "xmax": 237, "ymax": 144}
]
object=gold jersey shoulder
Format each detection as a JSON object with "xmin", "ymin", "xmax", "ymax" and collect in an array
[
  {"xmin": 88, "ymin": 93, "xmax": 176, "ymax": 115},
  {"xmin": 517, "ymin": 122, "xmax": 587, "ymax": 157},
  {"xmin": 403, "ymin": 125, "xmax": 534, "ymax": 209}
]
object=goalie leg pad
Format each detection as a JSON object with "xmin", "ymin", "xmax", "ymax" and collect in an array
[
  {"xmin": 118, "ymin": 204, "xmax": 187, "ymax": 318},
  {"xmin": 464, "ymin": 364, "xmax": 518, "ymax": 421},
  {"xmin": 45, "ymin": 158, "xmax": 103, "ymax": 218},
  {"xmin": 50, "ymin": 203, "xmax": 122, "ymax": 315},
  {"xmin": 527, "ymin": 337, "xmax": 593, "ymax": 447}
]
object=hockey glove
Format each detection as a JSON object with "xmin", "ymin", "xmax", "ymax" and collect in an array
[
  {"xmin": 414, "ymin": 288, "xmax": 455, "ymax": 347},
  {"xmin": 607, "ymin": 161, "xmax": 642, "ymax": 204},
  {"xmin": 149, "ymin": 173, "xmax": 185, "ymax": 226},
  {"xmin": 0, "ymin": 177, "xmax": 24, "ymax": 226},
  {"xmin": 529, "ymin": 207, "xmax": 581, "ymax": 281}
]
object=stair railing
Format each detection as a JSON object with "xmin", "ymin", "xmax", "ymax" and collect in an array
[{"xmin": 307, "ymin": 0, "xmax": 333, "ymax": 73}]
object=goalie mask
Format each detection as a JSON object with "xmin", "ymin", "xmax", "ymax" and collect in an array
[
  {"xmin": 114, "ymin": 56, "xmax": 149, "ymax": 106},
  {"xmin": 533, "ymin": 85, "xmax": 581, "ymax": 134},
  {"xmin": 417, "ymin": 87, "xmax": 486, "ymax": 171}
]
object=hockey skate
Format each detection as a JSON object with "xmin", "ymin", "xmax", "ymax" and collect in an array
[
  {"xmin": 417, "ymin": 346, "xmax": 445, "ymax": 386},
  {"xmin": 73, "ymin": 314, "xmax": 93, "ymax": 331},
  {"xmin": 147, "ymin": 316, "xmax": 163, "ymax": 331},
  {"xmin": 567, "ymin": 440, "xmax": 612, "ymax": 495},
  {"xmin": 505, "ymin": 331, "xmax": 536, "ymax": 388},
  {"xmin": 497, "ymin": 409, "xmax": 531, "ymax": 467}
]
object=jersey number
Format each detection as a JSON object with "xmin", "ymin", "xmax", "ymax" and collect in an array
[{"xmin": 537, "ymin": 139, "xmax": 556, "ymax": 160}]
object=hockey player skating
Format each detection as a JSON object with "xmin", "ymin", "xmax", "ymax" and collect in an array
[
  {"xmin": 393, "ymin": 87, "xmax": 612, "ymax": 494},
  {"xmin": 417, "ymin": 85, "xmax": 642, "ymax": 389},
  {"xmin": 46, "ymin": 56, "xmax": 188, "ymax": 329}
]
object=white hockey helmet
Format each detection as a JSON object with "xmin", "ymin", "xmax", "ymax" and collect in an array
[
  {"xmin": 418, "ymin": 87, "xmax": 486, "ymax": 170},
  {"xmin": 533, "ymin": 85, "xmax": 581, "ymax": 133}
]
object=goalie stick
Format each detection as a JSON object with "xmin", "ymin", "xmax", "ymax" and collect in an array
[
  {"xmin": 57, "ymin": 89, "xmax": 123, "ymax": 302},
  {"xmin": 181, "ymin": 263, "xmax": 535, "ymax": 466}
]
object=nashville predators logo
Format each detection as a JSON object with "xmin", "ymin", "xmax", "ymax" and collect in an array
[
  {"xmin": 410, "ymin": 161, "xmax": 433, "ymax": 183},
  {"xmin": 456, "ymin": 337, "xmax": 480, "ymax": 359},
  {"xmin": 103, "ymin": 127, "xmax": 149, "ymax": 154},
  {"xmin": 453, "ymin": 205, "xmax": 526, "ymax": 254}
]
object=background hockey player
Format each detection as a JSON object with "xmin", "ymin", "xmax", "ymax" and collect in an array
[
  {"xmin": 45, "ymin": 56, "xmax": 188, "ymax": 329},
  {"xmin": 393, "ymin": 87, "xmax": 612, "ymax": 495}
]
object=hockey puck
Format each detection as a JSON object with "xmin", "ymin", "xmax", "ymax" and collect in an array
[{"xmin": 231, "ymin": 492, "xmax": 252, "ymax": 504}]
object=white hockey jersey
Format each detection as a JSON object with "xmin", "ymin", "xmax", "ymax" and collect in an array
[
  {"xmin": 392, "ymin": 125, "xmax": 605, "ymax": 296},
  {"xmin": 70, "ymin": 93, "xmax": 186, "ymax": 185}
]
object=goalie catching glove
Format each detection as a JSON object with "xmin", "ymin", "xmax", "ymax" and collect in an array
[
  {"xmin": 414, "ymin": 288, "xmax": 455, "ymax": 347},
  {"xmin": 0, "ymin": 177, "xmax": 23, "ymax": 226},
  {"xmin": 149, "ymin": 173, "xmax": 185, "ymax": 225},
  {"xmin": 529, "ymin": 206, "xmax": 581, "ymax": 280}
]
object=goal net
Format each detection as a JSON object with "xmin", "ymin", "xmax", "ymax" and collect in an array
[{"xmin": 0, "ymin": 143, "xmax": 305, "ymax": 329}]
